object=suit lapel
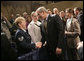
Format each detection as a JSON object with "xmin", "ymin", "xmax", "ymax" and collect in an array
[
  {"xmin": 47, "ymin": 15, "xmax": 51, "ymax": 23},
  {"xmin": 47, "ymin": 15, "xmax": 51, "ymax": 29},
  {"xmin": 41, "ymin": 15, "xmax": 51, "ymax": 34}
]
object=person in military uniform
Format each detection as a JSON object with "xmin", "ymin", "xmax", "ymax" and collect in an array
[{"xmin": 14, "ymin": 17, "xmax": 42, "ymax": 57}]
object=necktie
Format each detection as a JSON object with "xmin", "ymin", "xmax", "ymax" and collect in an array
[{"xmin": 44, "ymin": 20, "xmax": 47, "ymax": 33}]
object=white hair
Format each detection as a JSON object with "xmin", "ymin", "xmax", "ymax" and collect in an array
[
  {"xmin": 36, "ymin": 6, "xmax": 48, "ymax": 13},
  {"xmin": 53, "ymin": 8, "xmax": 58, "ymax": 11}
]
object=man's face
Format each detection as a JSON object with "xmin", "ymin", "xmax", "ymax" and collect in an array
[
  {"xmin": 53, "ymin": 9, "xmax": 58, "ymax": 14},
  {"xmin": 60, "ymin": 12, "xmax": 65, "ymax": 18},
  {"xmin": 37, "ymin": 11, "xmax": 46, "ymax": 20},
  {"xmin": 74, "ymin": 9, "xmax": 78, "ymax": 15},
  {"xmin": 48, "ymin": 11, "xmax": 52, "ymax": 15},
  {"xmin": 11, "ymin": 14, "xmax": 14, "ymax": 19}
]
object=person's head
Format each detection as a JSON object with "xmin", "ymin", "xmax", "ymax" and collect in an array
[
  {"xmin": 53, "ymin": 8, "xmax": 59, "ymax": 15},
  {"xmin": 59, "ymin": 11, "xmax": 65, "ymax": 18},
  {"xmin": 36, "ymin": 6, "xmax": 48, "ymax": 20},
  {"xmin": 23, "ymin": 12, "xmax": 28, "ymax": 18},
  {"xmin": 47, "ymin": 9, "xmax": 52, "ymax": 15},
  {"xmin": 10, "ymin": 14, "xmax": 14, "ymax": 19},
  {"xmin": 26, "ymin": 15, "xmax": 32, "ymax": 23},
  {"xmin": 65, "ymin": 8, "xmax": 74, "ymax": 18},
  {"xmin": 31, "ymin": 11, "xmax": 38, "ymax": 22},
  {"xmin": 14, "ymin": 17, "xmax": 26, "ymax": 30},
  {"xmin": 16, "ymin": 14, "xmax": 21, "ymax": 18},
  {"xmin": 74, "ymin": 7, "xmax": 82, "ymax": 15}
]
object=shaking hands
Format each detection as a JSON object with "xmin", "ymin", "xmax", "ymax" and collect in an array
[
  {"xmin": 56, "ymin": 48, "xmax": 62, "ymax": 54},
  {"xmin": 35, "ymin": 42, "xmax": 42, "ymax": 48}
]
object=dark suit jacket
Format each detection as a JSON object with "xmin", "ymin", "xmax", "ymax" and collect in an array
[
  {"xmin": 40, "ymin": 15, "xmax": 64, "ymax": 53},
  {"xmin": 77, "ymin": 12, "xmax": 83, "ymax": 27},
  {"xmin": 77, "ymin": 12, "xmax": 83, "ymax": 41}
]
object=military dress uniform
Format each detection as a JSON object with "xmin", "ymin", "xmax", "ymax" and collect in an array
[{"xmin": 15, "ymin": 28, "xmax": 36, "ymax": 57}]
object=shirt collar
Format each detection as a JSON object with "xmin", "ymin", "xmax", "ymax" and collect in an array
[
  {"xmin": 68, "ymin": 15, "xmax": 73, "ymax": 20},
  {"xmin": 45, "ymin": 14, "xmax": 49, "ymax": 21},
  {"xmin": 32, "ymin": 20, "xmax": 38, "ymax": 24},
  {"xmin": 22, "ymin": 28, "xmax": 26, "ymax": 32}
]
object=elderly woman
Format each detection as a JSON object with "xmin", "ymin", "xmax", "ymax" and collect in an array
[{"xmin": 14, "ymin": 17, "xmax": 42, "ymax": 57}]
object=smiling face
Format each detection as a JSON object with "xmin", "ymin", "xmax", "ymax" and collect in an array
[
  {"xmin": 15, "ymin": 17, "xmax": 27, "ymax": 30},
  {"xmin": 18, "ymin": 19, "xmax": 26, "ymax": 30},
  {"xmin": 32, "ymin": 12, "xmax": 38, "ymax": 22}
]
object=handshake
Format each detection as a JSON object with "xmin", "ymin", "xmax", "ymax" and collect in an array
[{"xmin": 35, "ymin": 42, "xmax": 42, "ymax": 48}]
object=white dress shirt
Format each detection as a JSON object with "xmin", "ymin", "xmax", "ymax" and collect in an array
[
  {"xmin": 28, "ymin": 20, "xmax": 42, "ymax": 43},
  {"xmin": 66, "ymin": 17, "xmax": 73, "ymax": 30}
]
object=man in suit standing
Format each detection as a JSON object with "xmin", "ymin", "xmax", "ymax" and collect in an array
[
  {"xmin": 74, "ymin": 7, "xmax": 83, "ymax": 41},
  {"xmin": 36, "ymin": 7, "xmax": 64, "ymax": 60},
  {"xmin": 65, "ymin": 8, "xmax": 81, "ymax": 60}
]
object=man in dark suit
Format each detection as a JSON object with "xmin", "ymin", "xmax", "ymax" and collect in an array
[
  {"xmin": 36, "ymin": 7, "xmax": 64, "ymax": 60},
  {"xmin": 74, "ymin": 7, "xmax": 83, "ymax": 41}
]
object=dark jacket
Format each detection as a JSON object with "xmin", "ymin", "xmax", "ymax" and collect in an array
[
  {"xmin": 77, "ymin": 12, "xmax": 83, "ymax": 41},
  {"xmin": 15, "ymin": 28, "xmax": 35, "ymax": 56},
  {"xmin": 1, "ymin": 32, "xmax": 17, "ymax": 60},
  {"xmin": 77, "ymin": 12, "xmax": 83, "ymax": 27},
  {"xmin": 40, "ymin": 14, "xmax": 64, "ymax": 53}
]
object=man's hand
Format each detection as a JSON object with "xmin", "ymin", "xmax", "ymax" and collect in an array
[
  {"xmin": 77, "ymin": 41, "xmax": 83, "ymax": 50},
  {"xmin": 35, "ymin": 42, "xmax": 42, "ymax": 48},
  {"xmin": 65, "ymin": 31, "xmax": 67, "ymax": 34},
  {"xmin": 43, "ymin": 41, "xmax": 47, "ymax": 46},
  {"xmin": 56, "ymin": 48, "xmax": 62, "ymax": 54}
]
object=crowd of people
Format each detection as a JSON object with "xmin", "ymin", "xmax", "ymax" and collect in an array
[{"xmin": 1, "ymin": 6, "xmax": 83, "ymax": 60}]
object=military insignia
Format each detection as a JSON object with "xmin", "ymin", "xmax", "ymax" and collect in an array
[{"xmin": 18, "ymin": 36, "xmax": 24, "ymax": 41}]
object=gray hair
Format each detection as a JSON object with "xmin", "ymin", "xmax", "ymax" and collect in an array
[
  {"xmin": 23, "ymin": 12, "xmax": 27, "ymax": 16},
  {"xmin": 53, "ymin": 8, "xmax": 58, "ymax": 11},
  {"xmin": 36, "ymin": 6, "xmax": 48, "ymax": 13}
]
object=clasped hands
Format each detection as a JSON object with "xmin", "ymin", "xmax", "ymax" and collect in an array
[
  {"xmin": 56, "ymin": 48, "xmax": 62, "ymax": 54},
  {"xmin": 35, "ymin": 42, "xmax": 42, "ymax": 48},
  {"xmin": 35, "ymin": 41, "xmax": 62, "ymax": 54}
]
